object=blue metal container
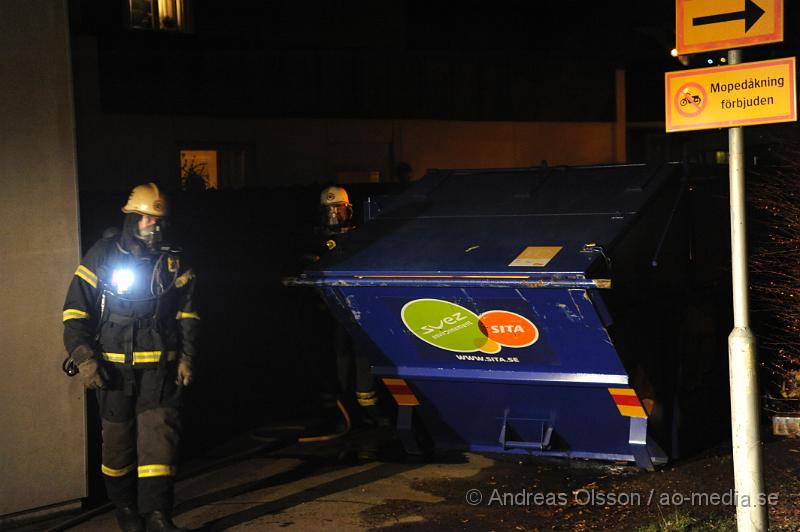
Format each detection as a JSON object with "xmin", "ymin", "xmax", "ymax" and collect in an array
[{"xmin": 291, "ymin": 163, "xmax": 693, "ymax": 469}]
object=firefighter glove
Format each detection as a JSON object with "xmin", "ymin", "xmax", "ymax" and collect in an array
[
  {"xmin": 72, "ymin": 344, "xmax": 108, "ymax": 389},
  {"xmin": 77, "ymin": 357, "xmax": 108, "ymax": 389},
  {"xmin": 176, "ymin": 355, "xmax": 194, "ymax": 386}
]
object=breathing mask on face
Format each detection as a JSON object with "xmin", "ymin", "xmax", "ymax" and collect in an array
[
  {"xmin": 324, "ymin": 203, "xmax": 353, "ymax": 230},
  {"xmin": 135, "ymin": 217, "xmax": 165, "ymax": 251}
]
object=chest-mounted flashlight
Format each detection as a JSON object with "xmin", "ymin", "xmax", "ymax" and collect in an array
[{"xmin": 111, "ymin": 268, "xmax": 135, "ymax": 294}]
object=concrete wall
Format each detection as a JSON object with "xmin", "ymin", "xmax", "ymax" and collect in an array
[
  {"xmin": 0, "ymin": 0, "xmax": 86, "ymax": 517},
  {"xmin": 72, "ymin": 37, "xmax": 622, "ymax": 191}
]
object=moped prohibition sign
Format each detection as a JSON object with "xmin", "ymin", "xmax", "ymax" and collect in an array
[
  {"xmin": 674, "ymin": 82, "xmax": 708, "ymax": 117},
  {"xmin": 665, "ymin": 57, "xmax": 796, "ymax": 132}
]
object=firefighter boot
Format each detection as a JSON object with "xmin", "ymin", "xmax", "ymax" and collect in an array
[
  {"xmin": 362, "ymin": 403, "xmax": 392, "ymax": 428},
  {"xmin": 143, "ymin": 511, "xmax": 186, "ymax": 532},
  {"xmin": 114, "ymin": 504, "xmax": 145, "ymax": 532}
]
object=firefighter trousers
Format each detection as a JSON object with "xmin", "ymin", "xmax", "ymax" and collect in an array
[
  {"xmin": 333, "ymin": 324, "xmax": 382, "ymax": 414},
  {"xmin": 95, "ymin": 364, "xmax": 183, "ymax": 514}
]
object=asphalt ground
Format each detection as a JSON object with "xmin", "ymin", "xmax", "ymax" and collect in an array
[{"xmin": 19, "ymin": 423, "xmax": 799, "ymax": 532}]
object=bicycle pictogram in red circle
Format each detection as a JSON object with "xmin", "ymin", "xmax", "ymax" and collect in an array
[{"xmin": 675, "ymin": 82, "xmax": 708, "ymax": 118}]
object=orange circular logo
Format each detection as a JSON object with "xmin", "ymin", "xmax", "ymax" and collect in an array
[{"xmin": 478, "ymin": 310, "xmax": 538, "ymax": 348}]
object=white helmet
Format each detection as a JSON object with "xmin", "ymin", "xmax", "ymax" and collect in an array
[
  {"xmin": 320, "ymin": 186, "xmax": 350, "ymax": 207},
  {"xmin": 320, "ymin": 185, "xmax": 353, "ymax": 232}
]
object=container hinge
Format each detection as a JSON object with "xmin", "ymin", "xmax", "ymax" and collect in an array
[{"xmin": 582, "ymin": 243, "xmax": 612, "ymax": 270}]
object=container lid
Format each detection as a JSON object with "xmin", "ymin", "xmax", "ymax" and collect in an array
[{"xmin": 305, "ymin": 163, "xmax": 680, "ymax": 284}]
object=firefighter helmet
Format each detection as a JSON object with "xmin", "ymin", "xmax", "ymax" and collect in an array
[
  {"xmin": 121, "ymin": 183, "xmax": 168, "ymax": 217},
  {"xmin": 320, "ymin": 186, "xmax": 350, "ymax": 207},
  {"xmin": 320, "ymin": 185, "xmax": 353, "ymax": 231}
]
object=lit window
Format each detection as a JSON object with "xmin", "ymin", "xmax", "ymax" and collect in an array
[
  {"xmin": 181, "ymin": 150, "xmax": 218, "ymax": 190},
  {"xmin": 180, "ymin": 147, "xmax": 247, "ymax": 189},
  {"xmin": 129, "ymin": 0, "xmax": 189, "ymax": 32}
]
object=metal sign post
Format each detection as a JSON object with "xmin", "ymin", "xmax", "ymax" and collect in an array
[
  {"xmin": 726, "ymin": 48, "xmax": 767, "ymax": 532},
  {"xmin": 670, "ymin": 0, "xmax": 788, "ymax": 526}
]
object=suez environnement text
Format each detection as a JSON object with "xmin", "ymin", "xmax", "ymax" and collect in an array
[{"xmin": 709, "ymin": 76, "xmax": 785, "ymax": 111}]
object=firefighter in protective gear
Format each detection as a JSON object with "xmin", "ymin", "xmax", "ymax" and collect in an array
[
  {"xmin": 63, "ymin": 183, "xmax": 198, "ymax": 532},
  {"xmin": 316, "ymin": 186, "xmax": 386, "ymax": 431},
  {"xmin": 319, "ymin": 185, "xmax": 354, "ymax": 236}
]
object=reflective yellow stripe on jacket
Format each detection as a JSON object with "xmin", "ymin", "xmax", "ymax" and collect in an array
[
  {"xmin": 63, "ymin": 309, "xmax": 90, "ymax": 322},
  {"xmin": 102, "ymin": 351, "xmax": 178, "ymax": 365},
  {"xmin": 176, "ymin": 311, "xmax": 200, "ymax": 320},
  {"xmin": 102, "ymin": 463, "xmax": 136, "ymax": 477},
  {"xmin": 175, "ymin": 269, "xmax": 194, "ymax": 288},
  {"xmin": 356, "ymin": 390, "xmax": 378, "ymax": 406},
  {"xmin": 74, "ymin": 265, "xmax": 98, "ymax": 288},
  {"xmin": 138, "ymin": 464, "xmax": 176, "ymax": 478}
]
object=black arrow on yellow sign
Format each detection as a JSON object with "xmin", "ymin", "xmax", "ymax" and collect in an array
[{"xmin": 693, "ymin": 0, "xmax": 765, "ymax": 33}]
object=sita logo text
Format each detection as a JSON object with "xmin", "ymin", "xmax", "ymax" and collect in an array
[{"xmin": 401, "ymin": 299, "xmax": 538, "ymax": 354}]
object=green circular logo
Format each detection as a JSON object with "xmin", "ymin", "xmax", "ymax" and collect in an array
[{"xmin": 401, "ymin": 298, "xmax": 492, "ymax": 353}]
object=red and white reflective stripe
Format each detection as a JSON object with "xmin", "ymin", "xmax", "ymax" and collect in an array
[
  {"xmin": 382, "ymin": 378, "xmax": 420, "ymax": 406},
  {"xmin": 608, "ymin": 388, "xmax": 647, "ymax": 418}
]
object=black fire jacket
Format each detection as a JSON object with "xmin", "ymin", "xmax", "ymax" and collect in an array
[{"xmin": 63, "ymin": 233, "xmax": 199, "ymax": 367}]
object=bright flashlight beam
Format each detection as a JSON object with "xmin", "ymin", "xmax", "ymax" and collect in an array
[{"xmin": 112, "ymin": 269, "xmax": 135, "ymax": 293}]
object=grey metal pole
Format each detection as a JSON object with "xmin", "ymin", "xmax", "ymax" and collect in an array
[{"xmin": 726, "ymin": 48, "xmax": 767, "ymax": 532}]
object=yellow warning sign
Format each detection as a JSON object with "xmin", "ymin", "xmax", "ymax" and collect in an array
[
  {"xmin": 665, "ymin": 57, "xmax": 796, "ymax": 132},
  {"xmin": 676, "ymin": 0, "xmax": 783, "ymax": 55},
  {"xmin": 508, "ymin": 246, "xmax": 562, "ymax": 268}
]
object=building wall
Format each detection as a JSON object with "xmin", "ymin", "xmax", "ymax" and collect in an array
[
  {"xmin": 72, "ymin": 36, "xmax": 621, "ymax": 191},
  {"xmin": 76, "ymin": 113, "xmax": 618, "ymax": 191},
  {"xmin": 0, "ymin": 0, "xmax": 86, "ymax": 518}
]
